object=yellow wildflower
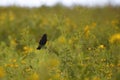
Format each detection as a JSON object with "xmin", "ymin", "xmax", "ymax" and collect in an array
[
  {"xmin": 27, "ymin": 72, "xmax": 39, "ymax": 80},
  {"xmin": 109, "ymin": 33, "xmax": 120, "ymax": 43},
  {"xmin": 84, "ymin": 25, "xmax": 89, "ymax": 33},
  {"xmin": 53, "ymin": 73, "xmax": 60, "ymax": 79},
  {"xmin": 21, "ymin": 60, "xmax": 26, "ymax": 64},
  {"xmin": 23, "ymin": 46, "xmax": 29, "ymax": 51},
  {"xmin": 10, "ymin": 64, "xmax": 14, "ymax": 68},
  {"xmin": 68, "ymin": 39, "xmax": 73, "ymax": 44},
  {"xmin": 111, "ymin": 20, "xmax": 119, "ymax": 26},
  {"xmin": 107, "ymin": 72, "xmax": 112, "ymax": 80},
  {"xmin": 25, "ymin": 67, "xmax": 31, "ymax": 72},
  {"xmin": 10, "ymin": 39, "xmax": 17, "ymax": 47},
  {"xmin": 14, "ymin": 64, "xmax": 19, "ymax": 68},
  {"xmin": 98, "ymin": 44, "xmax": 105, "ymax": 49},
  {"xmin": 58, "ymin": 36, "xmax": 66, "ymax": 44},
  {"xmin": 11, "ymin": 59, "xmax": 17, "ymax": 63},
  {"xmin": 93, "ymin": 76, "xmax": 101, "ymax": 80},
  {"xmin": 23, "ymin": 46, "xmax": 33, "ymax": 54},
  {"xmin": 109, "ymin": 63, "xmax": 114, "ymax": 68},
  {"xmin": 84, "ymin": 25, "xmax": 90, "ymax": 37},
  {"xmin": 4, "ymin": 64, "xmax": 10, "ymax": 67},
  {"xmin": 107, "ymin": 76, "xmax": 111, "ymax": 80},
  {"xmin": 48, "ymin": 58, "xmax": 60, "ymax": 68},
  {"xmin": 101, "ymin": 58, "xmax": 106, "ymax": 62},
  {"xmin": 87, "ymin": 47, "xmax": 92, "ymax": 51},
  {"xmin": 0, "ymin": 66, "xmax": 6, "ymax": 78}
]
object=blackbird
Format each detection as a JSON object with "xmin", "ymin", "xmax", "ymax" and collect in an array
[{"xmin": 37, "ymin": 34, "xmax": 47, "ymax": 50}]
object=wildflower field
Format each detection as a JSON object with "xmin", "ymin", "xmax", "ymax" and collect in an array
[{"xmin": 0, "ymin": 6, "xmax": 120, "ymax": 80}]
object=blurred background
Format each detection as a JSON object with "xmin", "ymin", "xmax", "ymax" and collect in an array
[{"xmin": 0, "ymin": 0, "xmax": 120, "ymax": 7}]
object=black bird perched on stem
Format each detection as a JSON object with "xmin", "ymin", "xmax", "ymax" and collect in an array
[{"xmin": 37, "ymin": 34, "xmax": 47, "ymax": 50}]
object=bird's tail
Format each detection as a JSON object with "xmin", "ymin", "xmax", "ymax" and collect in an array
[{"xmin": 37, "ymin": 45, "xmax": 42, "ymax": 50}]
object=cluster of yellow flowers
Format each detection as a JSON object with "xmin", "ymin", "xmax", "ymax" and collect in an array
[
  {"xmin": 5, "ymin": 59, "xmax": 18, "ymax": 68},
  {"xmin": 23, "ymin": 46, "xmax": 33, "ymax": 54},
  {"xmin": 109, "ymin": 33, "xmax": 120, "ymax": 43}
]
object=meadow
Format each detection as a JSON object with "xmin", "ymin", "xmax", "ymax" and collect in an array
[{"xmin": 0, "ymin": 5, "xmax": 120, "ymax": 80}]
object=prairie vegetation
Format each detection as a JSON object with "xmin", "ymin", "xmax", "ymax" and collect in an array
[{"xmin": 0, "ymin": 5, "xmax": 120, "ymax": 80}]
